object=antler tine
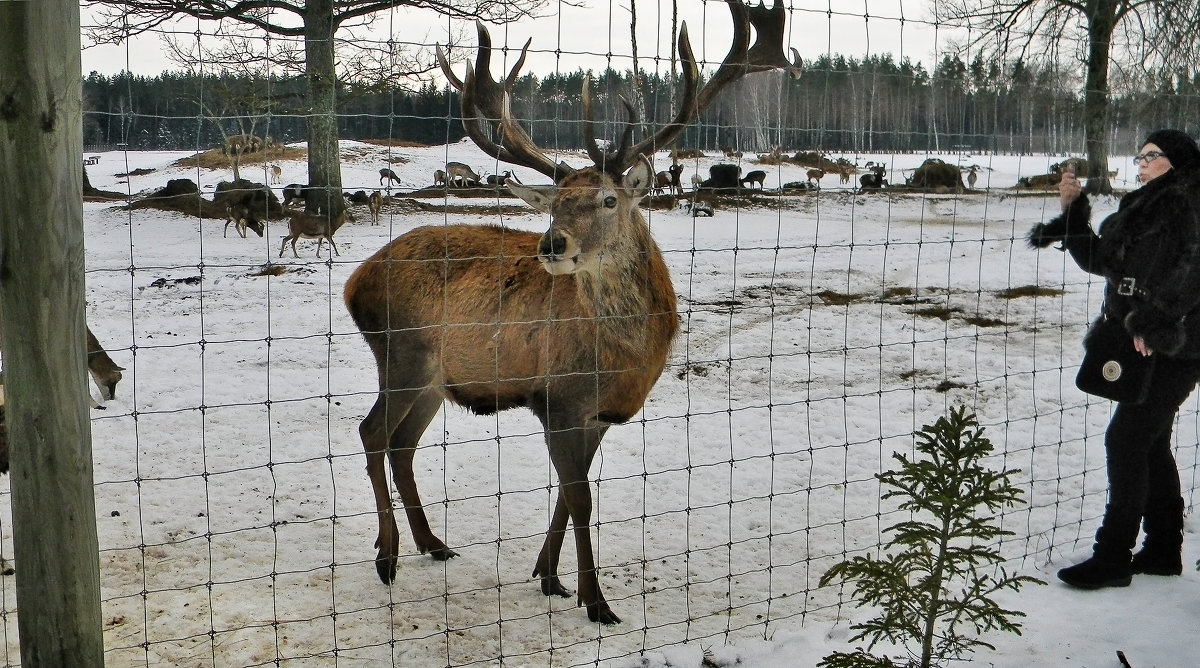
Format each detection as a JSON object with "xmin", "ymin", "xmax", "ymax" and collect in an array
[
  {"xmin": 445, "ymin": 23, "xmax": 573, "ymax": 180},
  {"xmin": 615, "ymin": 24, "xmax": 701, "ymax": 170},
  {"xmin": 581, "ymin": 76, "xmax": 640, "ymax": 176},
  {"xmin": 439, "ymin": 23, "xmax": 532, "ymax": 117},
  {"xmin": 745, "ymin": 0, "xmax": 803, "ymax": 79},
  {"xmin": 459, "ymin": 67, "xmax": 571, "ymax": 180},
  {"xmin": 695, "ymin": 0, "xmax": 802, "ymax": 112},
  {"xmin": 496, "ymin": 92, "xmax": 575, "ymax": 180},
  {"xmin": 435, "ymin": 43, "xmax": 464, "ymax": 92}
]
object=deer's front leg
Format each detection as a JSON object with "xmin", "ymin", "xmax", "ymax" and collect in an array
[
  {"xmin": 545, "ymin": 425, "xmax": 618, "ymax": 624},
  {"xmin": 533, "ymin": 491, "xmax": 572, "ymax": 598}
]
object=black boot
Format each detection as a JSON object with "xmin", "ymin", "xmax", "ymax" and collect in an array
[
  {"xmin": 1057, "ymin": 553, "xmax": 1132, "ymax": 589},
  {"xmin": 1057, "ymin": 518, "xmax": 1134, "ymax": 590},
  {"xmin": 1131, "ymin": 497, "xmax": 1184, "ymax": 576}
]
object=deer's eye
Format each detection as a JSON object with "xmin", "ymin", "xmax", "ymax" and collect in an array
[{"xmin": 603, "ymin": 196, "xmax": 617, "ymax": 208}]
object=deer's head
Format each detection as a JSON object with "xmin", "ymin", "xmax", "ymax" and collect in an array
[{"xmin": 437, "ymin": 1, "xmax": 802, "ymax": 277}]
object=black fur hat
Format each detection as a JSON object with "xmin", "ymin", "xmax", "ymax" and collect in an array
[{"xmin": 1143, "ymin": 129, "xmax": 1200, "ymax": 171}]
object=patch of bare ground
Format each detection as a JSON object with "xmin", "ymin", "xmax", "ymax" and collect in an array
[
  {"xmin": 173, "ymin": 145, "xmax": 306, "ymax": 170},
  {"xmin": 996, "ymin": 284, "xmax": 1066, "ymax": 299},
  {"xmin": 392, "ymin": 198, "xmax": 534, "ymax": 217}
]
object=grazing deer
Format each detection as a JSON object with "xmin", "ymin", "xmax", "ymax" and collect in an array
[
  {"xmin": 223, "ymin": 201, "xmax": 265, "ymax": 239},
  {"xmin": 279, "ymin": 209, "xmax": 354, "ymax": 258},
  {"xmin": 0, "ymin": 310, "xmax": 124, "ymax": 410},
  {"xmin": 445, "ymin": 162, "xmax": 481, "ymax": 187},
  {"xmin": 86, "ymin": 327, "xmax": 125, "ymax": 405},
  {"xmin": 967, "ymin": 166, "xmax": 978, "ymax": 189},
  {"xmin": 267, "ymin": 164, "xmax": 282, "ymax": 185},
  {"xmin": 367, "ymin": 190, "xmax": 383, "ymax": 226},
  {"xmin": 345, "ymin": 5, "xmax": 798, "ymax": 626},
  {"xmin": 740, "ymin": 169, "xmax": 766, "ymax": 189},
  {"xmin": 806, "ymin": 168, "xmax": 825, "ymax": 185},
  {"xmin": 379, "ymin": 168, "xmax": 402, "ymax": 187}
]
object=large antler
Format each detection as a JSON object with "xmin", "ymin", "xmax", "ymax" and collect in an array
[
  {"xmin": 696, "ymin": 0, "xmax": 803, "ymax": 112},
  {"xmin": 439, "ymin": 0, "xmax": 803, "ymax": 180},
  {"xmin": 437, "ymin": 23, "xmax": 576, "ymax": 180}
]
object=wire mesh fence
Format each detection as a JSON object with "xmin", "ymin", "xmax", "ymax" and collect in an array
[{"xmin": 2, "ymin": 1, "xmax": 1199, "ymax": 665}]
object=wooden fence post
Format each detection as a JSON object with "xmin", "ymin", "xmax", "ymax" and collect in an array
[{"xmin": 0, "ymin": 1, "xmax": 105, "ymax": 664}]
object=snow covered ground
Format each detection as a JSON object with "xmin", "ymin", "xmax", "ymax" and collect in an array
[{"xmin": 1, "ymin": 141, "xmax": 1197, "ymax": 667}]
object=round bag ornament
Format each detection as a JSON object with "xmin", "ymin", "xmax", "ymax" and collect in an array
[{"xmin": 1101, "ymin": 360, "xmax": 1123, "ymax": 382}]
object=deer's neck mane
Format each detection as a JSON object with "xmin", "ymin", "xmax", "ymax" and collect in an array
[{"xmin": 573, "ymin": 214, "xmax": 676, "ymax": 356}]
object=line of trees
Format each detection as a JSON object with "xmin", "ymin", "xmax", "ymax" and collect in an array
[{"xmin": 83, "ymin": 51, "xmax": 1200, "ymax": 157}]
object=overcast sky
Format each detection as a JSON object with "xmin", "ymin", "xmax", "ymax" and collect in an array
[{"xmin": 80, "ymin": 0, "xmax": 951, "ymax": 79}]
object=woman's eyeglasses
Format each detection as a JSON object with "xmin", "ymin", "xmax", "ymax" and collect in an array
[{"xmin": 1133, "ymin": 151, "xmax": 1165, "ymax": 165}]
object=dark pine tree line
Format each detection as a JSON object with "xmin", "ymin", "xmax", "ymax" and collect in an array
[{"xmin": 82, "ymin": 52, "xmax": 1200, "ymax": 156}]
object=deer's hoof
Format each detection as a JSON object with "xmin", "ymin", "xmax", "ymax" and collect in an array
[
  {"xmin": 587, "ymin": 601, "xmax": 621, "ymax": 625},
  {"xmin": 375, "ymin": 555, "xmax": 397, "ymax": 584},
  {"xmin": 422, "ymin": 544, "xmax": 458, "ymax": 558},
  {"xmin": 539, "ymin": 576, "xmax": 572, "ymax": 599}
]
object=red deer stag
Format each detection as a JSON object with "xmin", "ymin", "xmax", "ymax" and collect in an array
[{"xmin": 345, "ymin": 2, "xmax": 800, "ymax": 625}]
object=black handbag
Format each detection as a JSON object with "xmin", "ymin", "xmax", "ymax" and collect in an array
[{"xmin": 1075, "ymin": 315, "xmax": 1156, "ymax": 404}]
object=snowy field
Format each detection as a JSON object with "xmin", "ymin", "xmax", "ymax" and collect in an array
[{"xmin": 1, "ymin": 141, "xmax": 1198, "ymax": 667}]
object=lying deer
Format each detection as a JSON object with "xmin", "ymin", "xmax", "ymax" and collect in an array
[
  {"xmin": 484, "ymin": 169, "xmax": 514, "ymax": 187},
  {"xmin": 367, "ymin": 190, "xmax": 382, "ymax": 226},
  {"xmin": 344, "ymin": 4, "xmax": 799, "ymax": 625},
  {"xmin": 278, "ymin": 209, "xmax": 354, "ymax": 258}
]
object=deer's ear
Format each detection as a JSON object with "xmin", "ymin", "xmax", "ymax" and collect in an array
[
  {"xmin": 507, "ymin": 181, "xmax": 554, "ymax": 213},
  {"xmin": 622, "ymin": 158, "xmax": 655, "ymax": 198}
]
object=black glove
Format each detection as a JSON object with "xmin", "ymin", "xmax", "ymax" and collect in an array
[{"xmin": 1028, "ymin": 194, "xmax": 1091, "ymax": 249}]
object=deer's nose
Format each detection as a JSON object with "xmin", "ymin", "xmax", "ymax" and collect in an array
[{"xmin": 539, "ymin": 230, "xmax": 568, "ymax": 258}]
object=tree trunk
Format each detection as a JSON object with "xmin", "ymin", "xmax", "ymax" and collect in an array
[
  {"xmin": 0, "ymin": 2, "xmax": 104, "ymax": 664},
  {"xmin": 1083, "ymin": 1, "xmax": 1118, "ymax": 195},
  {"xmin": 304, "ymin": 0, "xmax": 345, "ymax": 217}
]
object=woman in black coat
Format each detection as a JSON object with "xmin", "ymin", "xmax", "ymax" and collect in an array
[{"xmin": 1029, "ymin": 129, "xmax": 1200, "ymax": 589}]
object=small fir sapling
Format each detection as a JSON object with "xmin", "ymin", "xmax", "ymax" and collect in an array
[{"xmin": 818, "ymin": 406, "xmax": 1043, "ymax": 668}]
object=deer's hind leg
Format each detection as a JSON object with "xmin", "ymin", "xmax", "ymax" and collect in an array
[
  {"xmin": 360, "ymin": 377, "xmax": 441, "ymax": 583},
  {"xmin": 385, "ymin": 389, "xmax": 456, "ymax": 560}
]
